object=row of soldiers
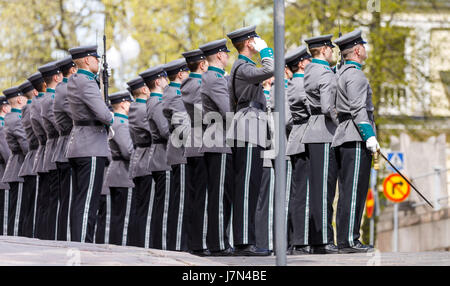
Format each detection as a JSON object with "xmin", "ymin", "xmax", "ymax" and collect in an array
[{"xmin": 0, "ymin": 25, "xmax": 378, "ymax": 256}]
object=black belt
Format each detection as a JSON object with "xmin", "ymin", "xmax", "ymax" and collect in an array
[
  {"xmin": 237, "ymin": 101, "xmax": 266, "ymax": 112},
  {"xmin": 29, "ymin": 144, "xmax": 39, "ymax": 151},
  {"xmin": 74, "ymin": 120, "xmax": 103, "ymax": 127},
  {"xmin": 292, "ymin": 117, "xmax": 309, "ymax": 125},
  {"xmin": 12, "ymin": 150, "xmax": 23, "ymax": 155},
  {"xmin": 60, "ymin": 130, "xmax": 72, "ymax": 136},
  {"xmin": 153, "ymin": 138, "xmax": 167, "ymax": 144},
  {"xmin": 112, "ymin": 156, "xmax": 128, "ymax": 162},
  {"xmin": 338, "ymin": 113, "xmax": 352, "ymax": 124},
  {"xmin": 309, "ymin": 106, "xmax": 322, "ymax": 115},
  {"xmin": 48, "ymin": 133, "xmax": 59, "ymax": 139},
  {"xmin": 0, "ymin": 159, "xmax": 4, "ymax": 164},
  {"xmin": 135, "ymin": 142, "xmax": 151, "ymax": 148}
]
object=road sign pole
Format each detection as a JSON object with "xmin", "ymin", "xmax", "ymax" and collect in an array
[
  {"xmin": 370, "ymin": 218, "xmax": 374, "ymax": 246},
  {"xmin": 393, "ymin": 203, "xmax": 398, "ymax": 252},
  {"xmin": 273, "ymin": 0, "xmax": 286, "ymax": 266},
  {"xmin": 433, "ymin": 166, "xmax": 442, "ymax": 211}
]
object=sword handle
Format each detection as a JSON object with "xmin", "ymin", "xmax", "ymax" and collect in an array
[{"xmin": 373, "ymin": 151, "xmax": 380, "ymax": 170}]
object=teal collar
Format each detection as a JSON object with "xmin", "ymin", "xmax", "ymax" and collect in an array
[
  {"xmin": 293, "ymin": 73, "xmax": 304, "ymax": 78},
  {"xmin": 189, "ymin": 73, "xmax": 202, "ymax": 79},
  {"xmin": 114, "ymin": 113, "xmax": 128, "ymax": 120},
  {"xmin": 345, "ymin": 60, "xmax": 362, "ymax": 70},
  {"xmin": 150, "ymin": 93, "xmax": 163, "ymax": 100},
  {"xmin": 63, "ymin": 78, "xmax": 68, "ymax": 83},
  {"xmin": 136, "ymin": 98, "xmax": 147, "ymax": 104},
  {"xmin": 0, "ymin": 116, "xmax": 4, "ymax": 121},
  {"xmin": 77, "ymin": 69, "xmax": 96, "ymax": 78},
  {"xmin": 208, "ymin": 66, "xmax": 225, "ymax": 76},
  {"xmin": 46, "ymin": 88, "xmax": 56, "ymax": 93},
  {"xmin": 312, "ymin": 58, "xmax": 330, "ymax": 67},
  {"xmin": 238, "ymin": 54, "xmax": 256, "ymax": 65},
  {"xmin": 27, "ymin": 99, "xmax": 32, "ymax": 104},
  {"xmin": 169, "ymin": 82, "xmax": 181, "ymax": 88},
  {"xmin": 11, "ymin": 108, "xmax": 22, "ymax": 114},
  {"xmin": 37, "ymin": 92, "xmax": 45, "ymax": 98}
]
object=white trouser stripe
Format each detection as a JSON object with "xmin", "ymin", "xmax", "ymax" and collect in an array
[
  {"xmin": 348, "ymin": 142, "xmax": 361, "ymax": 247},
  {"xmin": 32, "ymin": 176, "xmax": 39, "ymax": 238},
  {"xmin": 145, "ymin": 180, "xmax": 156, "ymax": 249},
  {"xmin": 268, "ymin": 167, "xmax": 275, "ymax": 251},
  {"xmin": 55, "ymin": 198, "xmax": 60, "ymax": 240},
  {"xmin": 285, "ymin": 161, "xmax": 292, "ymax": 231},
  {"xmin": 81, "ymin": 157, "xmax": 96, "ymax": 243},
  {"xmin": 305, "ymin": 179, "xmax": 310, "ymax": 245},
  {"xmin": 202, "ymin": 190, "xmax": 208, "ymax": 250},
  {"xmin": 105, "ymin": 194, "xmax": 111, "ymax": 244},
  {"xmin": 14, "ymin": 183, "xmax": 23, "ymax": 236},
  {"xmin": 243, "ymin": 143, "xmax": 253, "ymax": 244},
  {"xmin": 93, "ymin": 208, "xmax": 98, "ymax": 243},
  {"xmin": 3, "ymin": 190, "xmax": 8, "ymax": 235},
  {"xmin": 67, "ymin": 173, "xmax": 72, "ymax": 241},
  {"xmin": 162, "ymin": 171, "xmax": 170, "ymax": 250},
  {"xmin": 322, "ymin": 144, "xmax": 329, "ymax": 244},
  {"xmin": 229, "ymin": 206, "xmax": 234, "ymax": 248},
  {"xmin": 122, "ymin": 188, "xmax": 133, "ymax": 246},
  {"xmin": 218, "ymin": 154, "xmax": 226, "ymax": 250},
  {"xmin": 176, "ymin": 165, "xmax": 186, "ymax": 250}
]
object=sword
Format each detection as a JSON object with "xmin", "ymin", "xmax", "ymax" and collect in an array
[{"xmin": 377, "ymin": 150, "xmax": 434, "ymax": 209}]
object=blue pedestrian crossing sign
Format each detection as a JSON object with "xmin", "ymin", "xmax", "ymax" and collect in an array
[{"xmin": 386, "ymin": 152, "xmax": 404, "ymax": 172}]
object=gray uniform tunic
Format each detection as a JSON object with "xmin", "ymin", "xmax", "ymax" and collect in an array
[
  {"xmin": 286, "ymin": 74, "xmax": 310, "ymax": 155},
  {"xmin": 52, "ymin": 78, "xmax": 73, "ymax": 163},
  {"xmin": 128, "ymin": 99, "xmax": 153, "ymax": 178},
  {"xmin": 301, "ymin": 59, "xmax": 339, "ymax": 144},
  {"xmin": 146, "ymin": 94, "xmax": 171, "ymax": 172},
  {"xmin": 30, "ymin": 93, "xmax": 48, "ymax": 173},
  {"xmin": 18, "ymin": 101, "xmax": 38, "ymax": 177},
  {"xmin": 200, "ymin": 67, "xmax": 232, "ymax": 154},
  {"xmin": 2, "ymin": 110, "xmax": 28, "ymax": 183},
  {"xmin": 66, "ymin": 69, "xmax": 113, "ymax": 158},
  {"xmin": 181, "ymin": 73, "xmax": 203, "ymax": 158},
  {"xmin": 104, "ymin": 114, "xmax": 134, "ymax": 188},
  {"xmin": 162, "ymin": 83, "xmax": 189, "ymax": 166},
  {"xmin": 41, "ymin": 90, "xmax": 58, "ymax": 171},
  {"xmin": 332, "ymin": 63, "xmax": 376, "ymax": 147},
  {"xmin": 0, "ymin": 117, "xmax": 11, "ymax": 189},
  {"xmin": 227, "ymin": 54, "xmax": 274, "ymax": 148}
]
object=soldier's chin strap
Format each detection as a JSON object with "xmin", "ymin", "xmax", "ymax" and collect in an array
[{"xmin": 376, "ymin": 149, "xmax": 434, "ymax": 209}]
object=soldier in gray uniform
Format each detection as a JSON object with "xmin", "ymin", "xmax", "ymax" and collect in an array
[
  {"xmin": 29, "ymin": 72, "xmax": 50, "ymax": 239},
  {"xmin": 38, "ymin": 61, "xmax": 63, "ymax": 240},
  {"xmin": 226, "ymin": 25, "xmax": 273, "ymax": 256},
  {"xmin": 139, "ymin": 66, "xmax": 171, "ymax": 250},
  {"xmin": 332, "ymin": 30, "xmax": 377, "ymax": 253},
  {"xmin": 103, "ymin": 91, "xmax": 135, "ymax": 246},
  {"xmin": 66, "ymin": 45, "xmax": 113, "ymax": 243},
  {"xmin": 53, "ymin": 56, "xmax": 77, "ymax": 241},
  {"xmin": 180, "ymin": 49, "xmax": 209, "ymax": 255},
  {"xmin": 0, "ymin": 96, "xmax": 11, "ymax": 236},
  {"xmin": 18, "ymin": 80, "xmax": 39, "ymax": 238},
  {"xmin": 126, "ymin": 76, "xmax": 153, "ymax": 247},
  {"xmin": 198, "ymin": 39, "xmax": 234, "ymax": 256},
  {"xmin": 301, "ymin": 34, "xmax": 339, "ymax": 254},
  {"xmin": 2, "ymin": 87, "xmax": 28, "ymax": 236},
  {"xmin": 284, "ymin": 46, "xmax": 312, "ymax": 255},
  {"xmin": 162, "ymin": 59, "xmax": 190, "ymax": 252}
]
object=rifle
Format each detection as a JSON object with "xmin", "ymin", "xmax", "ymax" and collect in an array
[{"xmin": 102, "ymin": 16, "xmax": 109, "ymax": 107}]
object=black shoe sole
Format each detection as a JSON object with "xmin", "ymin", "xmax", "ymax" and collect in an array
[
  {"xmin": 338, "ymin": 248, "xmax": 374, "ymax": 254},
  {"xmin": 233, "ymin": 251, "xmax": 270, "ymax": 257}
]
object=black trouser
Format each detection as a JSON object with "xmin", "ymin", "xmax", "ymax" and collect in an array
[
  {"xmin": 204, "ymin": 153, "xmax": 233, "ymax": 252},
  {"xmin": 185, "ymin": 156, "xmax": 208, "ymax": 252},
  {"xmin": 56, "ymin": 162, "xmax": 72, "ymax": 241},
  {"xmin": 167, "ymin": 164, "xmax": 188, "ymax": 251},
  {"xmin": 307, "ymin": 143, "xmax": 338, "ymax": 246},
  {"xmin": 286, "ymin": 160, "xmax": 295, "ymax": 248},
  {"xmin": 69, "ymin": 157, "xmax": 107, "ymax": 243},
  {"xmin": 0, "ymin": 189, "xmax": 7, "ymax": 235},
  {"xmin": 21, "ymin": 176, "xmax": 37, "ymax": 238},
  {"xmin": 129, "ymin": 175, "xmax": 152, "ymax": 247},
  {"xmin": 232, "ymin": 143, "xmax": 263, "ymax": 246},
  {"xmin": 109, "ymin": 187, "xmax": 134, "ymax": 246},
  {"xmin": 47, "ymin": 169, "xmax": 59, "ymax": 240},
  {"xmin": 94, "ymin": 194, "xmax": 107, "ymax": 244},
  {"xmin": 336, "ymin": 141, "xmax": 372, "ymax": 248},
  {"xmin": 255, "ymin": 167, "xmax": 275, "ymax": 251},
  {"xmin": 289, "ymin": 152, "xmax": 311, "ymax": 247},
  {"xmin": 35, "ymin": 173, "xmax": 50, "ymax": 239},
  {"xmin": 149, "ymin": 170, "xmax": 171, "ymax": 250},
  {"xmin": 7, "ymin": 182, "xmax": 26, "ymax": 236}
]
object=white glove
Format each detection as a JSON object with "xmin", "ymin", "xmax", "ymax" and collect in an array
[
  {"xmin": 108, "ymin": 126, "xmax": 115, "ymax": 140},
  {"xmin": 252, "ymin": 37, "xmax": 268, "ymax": 52},
  {"xmin": 366, "ymin": 136, "xmax": 380, "ymax": 154}
]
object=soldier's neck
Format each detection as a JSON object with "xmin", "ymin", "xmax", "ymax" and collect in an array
[
  {"xmin": 314, "ymin": 54, "xmax": 329, "ymax": 63},
  {"xmin": 150, "ymin": 88, "xmax": 163, "ymax": 94},
  {"xmin": 240, "ymin": 49, "xmax": 254, "ymax": 60},
  {"xmin": 47, "ymin": 81, "xmax": 58, "ymax": 89},
  {"xmin": 113, "ymin": 109, "xmax": 127, "ymax": 116},
  {"xmin": 136, "ymin": 94, "xmax": 149, "ymax": 100},
  {"xmin": 0, "ymin": 112, "xmax": 6, "ymax": 118}
]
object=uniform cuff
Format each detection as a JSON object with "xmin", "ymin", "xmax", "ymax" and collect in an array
[
  {"xmin": 357, "ymin": 122, "xmax": 375, "ymax": 141},
  {"xmin": 260, "ymin": 48, "xmax": 274, "ymax": 59}
]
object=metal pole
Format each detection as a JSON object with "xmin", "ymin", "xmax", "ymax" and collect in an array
[
  {"xmin": 393, "ymin": 203, "xmax": 398, "ymax": 252},
  {"xmin": 433, "ymin": 166, "xmax": 441, "ymax": 211},
  {"xmin": 274, "ymin": 0, "xmax": 286, "ymax": 266},
  {"xmin": 370, "ymin": 218, "xmax": 374, "ymax": 246}
]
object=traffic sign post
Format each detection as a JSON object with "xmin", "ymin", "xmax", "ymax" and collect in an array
[{"xmin": 366, "ymin": 188, "xmax": 375, "ymax": 245}]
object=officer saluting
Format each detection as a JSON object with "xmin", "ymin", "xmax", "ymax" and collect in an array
[
  {"xmin": 332, "ymin": 30, "xmax": 377, "ymax": 253},
  {"xmin": 301, "ymin": 34, "xmax": 339, "ymax": 254},
  {"xmin": 66, "ymin": 45, "xmax": 113, "ymax": 243},
  {"xmin": 0, "ymin": 96, "xmax": 11, "ymax": 236},
  {"xmin": 285, "ymin": 46, "xmax": 312, "ymax": 254},
  {"xmin": 227, "ymin": 25, "xmax": 274, "ymax": 256}
]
